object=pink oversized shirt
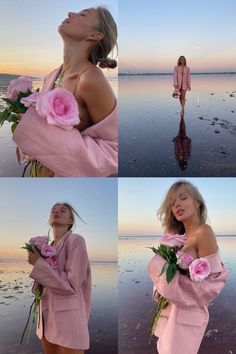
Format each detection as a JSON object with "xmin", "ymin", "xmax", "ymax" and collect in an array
[
  {"xmin": 12, "ymin": 66, "xmax": 118, "ymax": 177},
  {"xmin": 147, "ymin": 251, "xmax": 229, "ymax": 354},
  {"xmin": 30, "ymin": 231, "xmax": 91, "ymax": 350},
  {"xmin": 173, "ymin": 65, "xmax": 191, "ymax": 91}
]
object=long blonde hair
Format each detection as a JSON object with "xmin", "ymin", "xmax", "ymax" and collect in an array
[
  {"xmin": 157, "ymin": 180, "xmax": 207, "ymax": 234},
  {"xmin": 90, "ymin": 6, "xmax": 118, "ymax": 69}
]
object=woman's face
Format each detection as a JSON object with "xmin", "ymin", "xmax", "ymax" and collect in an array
[
  {"xmin": 170, "ymin": 186, "xmax": 200, "ymax": 223},
  {"xmin": 49, "ymin": 204, "xmax": 73, "ymax": 228},
  {"xmin": 58, "ymin": 8, "xmax": 100, "ymax": 41},
  {"xmin": 179, "ymin": 57, "xmax": 185, "ymax": 65}
]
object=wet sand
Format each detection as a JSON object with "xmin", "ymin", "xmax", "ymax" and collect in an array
[
  {"xmin": 118, "ymin": 236, "xmax": 236, "ymax": 354},
  {"xmin": 119, "ymin": 74, "xmax": 236, "ymax": 177},
  {"xmin": 0, "ymin": 261, "xmax": 117, "ymax": 354}
]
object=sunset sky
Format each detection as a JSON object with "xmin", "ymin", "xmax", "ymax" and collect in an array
[
  {"xmin": 0, "ymin": 178, "xmax": 117, "ymax": 262},
  {"xmin": 119, "ymin": 0, "xmax": 236, "ymax": 73},
  {"xmin": 0, "ymin": 0, "xmax": 118, "ymax": 76},
  {"xmin": 119, "ymin": 178, "xmax": 236, "ymax": 236}
]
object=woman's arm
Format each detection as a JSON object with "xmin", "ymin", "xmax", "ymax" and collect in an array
[
  {"xmin": 187, "ymin": 67, "xmax": 191, "ymax": 90},
  {"xmin": 13, "ymin": 105, "xmax": 118, "ymax": 177},
  {"xmin": 148, "ymin": 252, "xmax": 228, "ymax": 309},
  {"xmin": 29, "ymin": 236, "xmax": 90, "ymax": 295},
  {"xmin": 173, "ymin": 66, "xmax": 178, "ymax": 89}
]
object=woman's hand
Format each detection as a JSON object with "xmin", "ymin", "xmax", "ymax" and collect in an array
[{"xmin": 28, "ymin": 246, "xmax": 41, "ymax": 266}]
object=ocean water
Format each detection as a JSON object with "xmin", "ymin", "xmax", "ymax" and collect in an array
[
  {"xmin": 0, "ymin": 261, "xmax": 117, "ymax": 354},
  {"xmin": 0, "ymin": 73, "xmax": 117, "ymax": 177},
  {"xmin": 119, "ymin": 74, "xmax": 236, "ymax": 177},
  {"xmin": 118, "ymin": 236, "xmax": 236, "ymax": 354}
]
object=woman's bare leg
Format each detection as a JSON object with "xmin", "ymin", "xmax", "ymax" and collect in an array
[
  {"xmin": 179, "ymin": 90, "xmax": 187, "ymax": 116},
  {"xmin": 59, "ymin": 346, "xmax": 84, "ymax": 354},
  {"xmin": 41, "ymin": 336, "xmax": 60, "ymax": 354}
]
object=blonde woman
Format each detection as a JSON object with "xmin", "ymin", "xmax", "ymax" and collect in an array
[
  {"xmin": 148, "ymin": 180, "xmax": 228, "ymax": 354},
  {"xmin": 173, "ymin": 56, "xmax": 191, "ymax": 117},
  {"xmin": 27, "ymin": 203, "xmax": 91, "ymax": 354},
  {"xmin": 13, "ymin": 7, "xmax": 118, "ymax": 177}
]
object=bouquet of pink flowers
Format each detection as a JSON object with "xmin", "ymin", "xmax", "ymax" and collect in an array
[
  {"xmin": 1, "ymin": 76, "xmax": 80, "ymax": 176},
  {"xmin": 148, "ymin": 234, "xmax": 211, "ymax": 343},
  {"xmin": 172, "ymin": 88, "xmax": 180, "ymax": 98},
  {"xmin": 0, "ymin": 76, "xmax": 37, "ymax": 133},
  {"xmin": 20, "ymin": 235, "xmax": 57, "ymax": 345}
]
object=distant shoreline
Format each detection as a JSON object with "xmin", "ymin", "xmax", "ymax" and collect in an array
[
  {"xmin": 119, "ymin": 72, "xmax": 236, "ymax": 76},
  {"xmin": 119, "ymin": 234, "xmax": 236, "ymax": 238}
]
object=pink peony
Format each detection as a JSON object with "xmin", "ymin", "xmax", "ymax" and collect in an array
[
  {"xmin": 29, "ymin": 236, "xmax": 48, "ymax": 249},
  {"xmin": 20, "ymin": 92, "xmax": 40, "ymax": 107},
  {"xmin": 46, "ymin": 257, "xmax": 58, "ymax": 269},
  {"xmin": 36, "ymin": 87, "xmax": 80, "ymax": 130},
  {"xmin": 7, "ymin": 76, "xmax": 32, "ymax": 100},
  {"xmin": 160, "ymin": 234, "xmax": 187, "ymax": 247},
  {"xmin": 41, "ymin": 244, "xmax": 57, "ymax": 257},
  {"xmin": 176, "ymin": 250, "xmax": 194, "ymax": 268},
  {"xmin": 189, "ymin": 258, "xmax": 210, "ymax": 282}
]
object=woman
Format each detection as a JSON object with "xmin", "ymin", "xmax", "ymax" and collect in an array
[
  {"xmin": 13, "ymin": 6, "xmax": 118, "ymax": 177},
  {"xmin": 148, "ymin": 180, "xmax": 229, "ymax": 354},
  {"xmin": 173, "ymin": 56, "xmax": 191, "ymax": 117},
  {"xmin": 27, "ymin": 203, "xmax": 91, "ymax": 354}
]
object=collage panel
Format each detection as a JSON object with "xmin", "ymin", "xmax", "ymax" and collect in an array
[
  {"xmin": 0, "ymin": 0, "xmax": 236, "ymax": 354},
  {"xmin": 119, "ymin": 0, "xmax": 236, "ymax": 177},
  {"xmin": 119, "ymin": 177, "xmax": 236, "ymax": 353},
  {"xmin": 0, "ymin": 178, "xmax": 117, "ymax": 354},
  {"xmin": 0, "ymin": 0, "xmax": 118, "ymax": 178}
]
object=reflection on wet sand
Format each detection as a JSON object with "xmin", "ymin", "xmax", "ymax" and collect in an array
[
  {"xmin": 119, "ymin": 74, "xmax": 236, "ymax": 176},
  {"xmin": 173, "ymin": 115, "xmax": 191, "ymax": 171}
]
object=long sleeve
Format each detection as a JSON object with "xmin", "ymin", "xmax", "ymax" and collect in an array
[
  {"xmin": 173, "ymin": 66, "xmax": 178, "ymax": 88},
  {"xmin": 148, "ymin": 254, "xmax": 229, "ymax": 309},
  {"xmin": 187, "ymin": 67, "xmax": 191, "ymax": 90},
  {"xmin": 30, "ymin": 236, "xmax": 90, "ymax": 296},
  {"xmin": 13, "ymin": 105, "xmax": 118, "ymax": 177}
]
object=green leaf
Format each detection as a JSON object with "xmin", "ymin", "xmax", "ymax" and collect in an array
[
  {"xmin": 11, "ymin": 122, "xmax": 18, "ymax": 133},
  {"xmin": 0, "ymin": 109, "xmax": 10, "ymax": 125},
  {"xmin": 159, "ymin": 261, "xmax": 169, "ymax": 277},
  {"xmin": 166, "ymin": 263, "xmax": 177, "ymax": 283}
]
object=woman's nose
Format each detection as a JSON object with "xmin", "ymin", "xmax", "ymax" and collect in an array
[{"xmin": 68, "ymin": 12, "xmax": 75, "ymax": 18}]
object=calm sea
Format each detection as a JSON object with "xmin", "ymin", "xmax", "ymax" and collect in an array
[
  {"xmin": 119, "ymin": 74, "xmax": 236, "ymax": 177},
  {"xmin": 118, "ymin": 236, "xmax": 236, "ymax": 354},
  {"xmin": 0, "ymin": 261, "xmax": 117, "ymax": 354},
  {"xmin": 0, "ymin": 73, "xmax": 117, "ymax": 177}
]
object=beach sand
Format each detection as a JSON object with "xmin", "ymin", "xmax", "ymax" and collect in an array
[
  {"xmin": 118, "ymin": 237, "xmax": 236, "ymax": 354},
  {"xmin": 119, "ymin": 74, "xmax": 236, "ymax": 177},
  {"xmin": 0, "ymin": 261, "xmax": 117, "ymax": 354}
]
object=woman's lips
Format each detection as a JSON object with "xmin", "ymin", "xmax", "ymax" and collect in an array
[
  {"xmin": 176, "ymin": 209, "xmax": 184, "ymax": 216},
  {"xmin": 62, "ymin": 19, "xmax": 70, "ymax": 24}
]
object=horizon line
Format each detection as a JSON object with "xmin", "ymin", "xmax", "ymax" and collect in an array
[
  {"xmin": 119, "ymin": 234, "xmax": 236, "ymax": 238},
  {"xmin": 119, "ymin": 71, "xmax": 236, "ymax": 76}
]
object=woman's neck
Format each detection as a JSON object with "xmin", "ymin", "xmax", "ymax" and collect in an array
[
  {"xmin": 62, "ymin": 40, "xmax": 91, "ymax": 73},
  {"xmin": 52, "ymin": 226, "xmax": 70, "ymax": 245}
]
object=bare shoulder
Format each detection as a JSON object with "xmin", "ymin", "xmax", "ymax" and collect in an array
[
  {"xmin": 77, "ymin": 66, "xmax": 116, "ymax": 123},
  {"xmin": 196, "ymin": 224, "xmax": 218, "ymax": 256},
  {"xmin": 80, "ymin": 66, "xmax": 113, "ymax": 93}
]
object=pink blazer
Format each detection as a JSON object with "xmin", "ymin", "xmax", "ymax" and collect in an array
[
  {"xmin": 12, "ymin": 66, "xmax": 118, "ymax": 177},
  {"xmin": 30, "ymin": 231, "xmax": 91, "ymax": 350},
  {"xmin": 173, "ymin": 65, "xmax": 191, "ymax": 91},
  {"xmin": 147, "ymin": 251, "xmax": 228, "ymax": 354}
]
